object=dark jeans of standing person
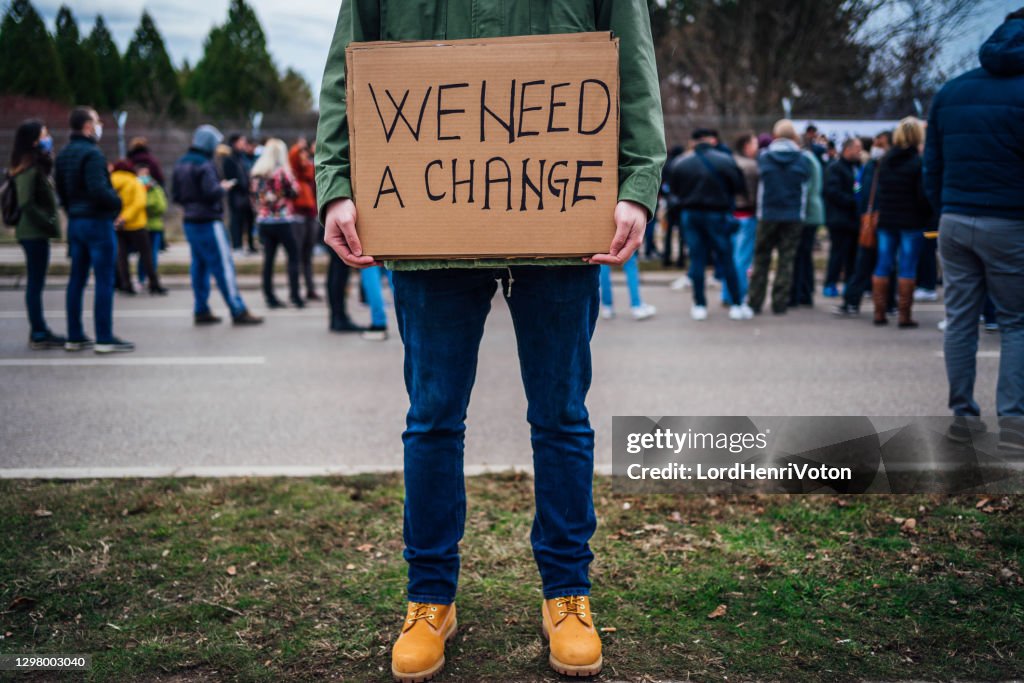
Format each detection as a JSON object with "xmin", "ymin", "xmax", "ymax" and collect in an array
[
  {"xmin": 842, "ymin": 244, "xmax": 897, "ymax": 311},
  {"xmin": 391, "ymin": 266, "xmax": 599, "ymax": 604},
  {"xmin": 662, "ymin": 206, "xmax": 684, "ymax": 268},
  {"xmin": 788, "ymin": 224, "xmax": 817, "ymax": 307},
  {"xmin": 19, "ymin": 238, "xmax": 53, "ymax": 342},
  {"xmin": 682, "ymin": 210, "xmax": 742, "ymax": 307},
  {"xmin": 66, "ymin": 217, "xmax": 117, "ymax": 344},
  {"xmin": 940, "ymin": 214, "xmax": 1024, "ymax": 428},
  {"xmin": 294, "ymin": 214, "xmax": 319, "ymax": 299},
  {"xmin": 917, "ymin": 235, "xmax": 939, "ymax": 291},
  {"xmin": 230, "ymin": 203, "xmax": 256, "ymax": 252},
  {"xmin": 137, "ymin": 230, "xmax": 162, "ymax": 286},
  {"xmin": 642, "ymin": 215, "xmax": 658, "ymax": 259},
  {"xmin": 825, "ymin": 227, "xmax": 858, "ymax": 291},
  {"xmin": 116, "ymin": 230, "xmax": 163, "ymax": 293},
  {"xmin": 747, "ymin": 221, "xmax": 801, "ymax": 315},
  {"xmin": 259, "ymin": 220, "xmax": 301, "ymax": 307},
  {"xmin": 327, "ymin": 248, "xmax": 363, "ymax": 331}
]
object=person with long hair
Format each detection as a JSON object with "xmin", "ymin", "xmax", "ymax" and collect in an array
[
  {"xmin": 250, "ymin": 138, "xmax": 303, "ymax": 308},
  {"xmin": 7, "ymin": 119, "xmax": 64, "ymax": 348}
]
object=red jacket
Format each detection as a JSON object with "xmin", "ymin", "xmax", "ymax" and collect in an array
[{"xmin": 288, "ymin": 145, "xmax": 317, "ymax": 217}]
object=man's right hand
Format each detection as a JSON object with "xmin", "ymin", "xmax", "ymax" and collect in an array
[{"xmin": 323, "ymin": 198, "xmax": 376, "ymax": 268}]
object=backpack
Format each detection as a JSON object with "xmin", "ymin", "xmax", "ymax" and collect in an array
[{"xmin": 1, "ymin": 170, "xmax": 21, "ymax": 227}]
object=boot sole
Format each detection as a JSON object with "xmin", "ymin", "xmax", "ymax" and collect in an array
[
  {"xmin": 391, "ymin": 618, "xmax": 457, "ymax": 683},
  {"xmin": 541, "ymin": 621, "xmax": 603, "ymax": 677}
]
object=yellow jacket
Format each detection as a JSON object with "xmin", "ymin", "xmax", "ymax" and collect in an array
[{"xmin": 111, "ymin": 170, "xmax": 147, "ymax": 231}]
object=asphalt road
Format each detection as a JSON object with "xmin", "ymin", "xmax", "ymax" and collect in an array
[{"xmin": 0, "ymin": 273, "xmax": 1002, "ymax": 476}]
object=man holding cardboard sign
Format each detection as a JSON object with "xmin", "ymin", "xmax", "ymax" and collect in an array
[{"xmin": 316, "ymin": 3, "xmax": 665, "ymax": 680}]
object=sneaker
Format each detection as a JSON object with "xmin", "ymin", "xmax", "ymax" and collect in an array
[
  {"xmin": 265, "ymin": 299, "xmax": 286, "ymax": 310},
  {"xmin": 984, "ymin": 322, "xmax": 999, "ymax": 333},
  {"xmin": 542, "ymin": 596, "xmax": 602, "ymax": 677},
  {"xmin": 232, "ymin": 311, "xmax": 264, "ymax": 326},
  {"xmin": 194, "ymin": 311, "xmax": 223, "ymax": 325},
  {"xmin": 832, "ymin": 303, "xmax": 860, "ymax": 317},
  {"xmin": 391, "ymin": 602, "xmax": 456, "ymax": 683},
  {"xmin": 600, "ymin": 304, "xmax": 615, "ymax": 320},
  {"xmin": 823, "ymin": 285, "xmax": 839, "ymax": 298},
  {"xmin": 306, "ymin": 292, "xmax": 322, "ymax": 302},
  {"xmin": 670, "ymin": 275, "xmax": 691, "ymax": 291},
  {"xmin": 149, "ymin": 287, "xmax": 169, "ymax": 296},
  {"xmin": 690, "ymin": 305, "xmax": 708, "ymax": 321},
  {"xmin": 29, "ymin": 331, "xmax": 68, "ymax": 350},
  {"xmin": 914, "ymin": 288, "xmax": 938, "ymax": 302},
  {"xmin": 290, "ymin": 298, "xmax": 306, "ymax": 309},
  {"xmin": 65, "ymin": 337, "xmax": 95, "ymax": 352},
  {"xmin": 937, "ymin": 319, "xmax": 947, "ymax": 332},
  {"xmin": 362, "ymin": 325, "xmax": 389, "ymax": 341},
  {"xmin": 631, "ymin": 303, "xmax": 656, "ymax": 321},
  {"xmin": 946, "ymin": 416, "xmax": 988, "ymax": 444},
  {"xmin": 329, "ymin": 317, "xmax": 366, "ymax": 333},
  {"xmin": 94, "ymin": 337, "xmax": 135, "ymax": 354},
  {"xmin": 729, "ymin": 304, "xmax": 753, "ymax": 321}
]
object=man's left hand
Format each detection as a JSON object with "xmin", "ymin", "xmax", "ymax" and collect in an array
[{"xmin": 586, "ymin": 200, "xmax": 648, "ymax": 266}]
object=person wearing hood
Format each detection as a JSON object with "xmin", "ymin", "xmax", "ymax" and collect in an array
[
  {"xmin": 111, "ymin": 159, "xmax": 165, "ymax": 296},
  {"xmin": 172, "ymin": 125, "xmax": 262, "ymax": 326},
  {"xmin": 746, "ymin": 119, "xmax": 813, "ymax": 315},
  {"xmin": 871, "ymin": 117, "xmax": 931, "ymax": 328},
  {"xmin": 55, "ymin": 107, "xmax": 133, "ymax": 354},
  {"xmin": 127, "ymin": 137, "xmax": 165, "ymax": 188},
  {"xmin": 925, "ymin": 8, "xmax": 1024, "ymax": 451}
]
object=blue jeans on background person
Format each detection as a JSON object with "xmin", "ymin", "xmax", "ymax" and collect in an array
[
  {"xmin": 391, "ymin": 265, "xmax": 599, "ymax": 604},
  {"xmin": 599, "ymin": 253, "xmax": 642, "ymax": 309},
  {"xmin": 184, "ymin": 221, "xmax": 247, "ymax": 318},
  {"xmin": 683, "ymin": 209, "xmax": 741, "ymax": 307},
  {"xmin": 875, "ymin": 228, "xmax": 925, "ymax": 279},
  {"xmin": 360, "ymin": 266, "xmax": 388, "ymax": 328},
  {"xmin": 642, "ymin": 215, "xmax": 658, "ymax": 259},
  {"xmin": 722, "ymin": 215, "xmax": 757, "ymax": 305},
  {"xmin": 65, "ymin": 217, "xmax": 117, "ymax": 343},
  {"xmin": 939, "ymin": 214, "xmax": 1023, "ymax": 420},
  {"xmin": 20, "ymin": 238, "xmax": 50, "ymax": 339},
  {"xmin": 137, "ymin": 231, "xmax": 162, "ymax": 285}
]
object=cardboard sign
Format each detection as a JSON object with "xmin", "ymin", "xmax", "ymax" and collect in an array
[{"xmin": 346, "ymin": 32, "xmax": 620, "ymax": 259}]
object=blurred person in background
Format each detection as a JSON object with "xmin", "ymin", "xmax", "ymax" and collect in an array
[
  {"xmin": 6, "ymin": 119, "xmax": 64, "ymax": 349},
  {"xmin": 788, "ymin": 137, "xmax": 825, "ymax": 308},
  {"xmin": 173, "ymin": 125, "xmax": 262, "ymax": 326},
  {"xmin": 135, "ymin": 164, "xmax": 167, "ymax": 289},
  {"xmin": 925, "ymin": 8, "xmax": 1024, "ymax": 450},
  {"xmin": 289, "ymin": 137, "xmax": 320, "ymax": 301},
  {"xmin": 127, "ymin": 136, "xmax": 165, "ymax": 188},
  {"xmin": 55, "ymin": 107, "xmax": 133, "ymax": 353},
  {"xmin": 223, "ymin": 134, "xmax": 257, "ymax": 255},
  {"xmin": 250, "ymin": 138, "xmax": 303, "ymax": 310},
  {"xmin": 823, "ymin": 138, "xmax": 863, "ymax": 298},
  {"xmin": 871, "ymin": 117, "xmax": 930, "ymax": 328},
  {"xmin": 723, "ymin": 132, "xmax": 760, "ymax": 308},
  {"xmin": 599, "ymin": 253, "xmax": 656, "ymax": 321},
  {"xmin": 662, "ymin": 144, "xmax": 685, "ymax": 268},
  {"xmin": 111, "ymin": 159, "xmax": 165, "ymax": 296}
]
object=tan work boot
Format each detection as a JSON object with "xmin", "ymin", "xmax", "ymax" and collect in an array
[
  {"xmin": 542, "ymin": 595, "xmax": 602, "ymax": 677},
  {"xmin": 391, "ymin": 602, "xmax": 457, "ymax": 683}
]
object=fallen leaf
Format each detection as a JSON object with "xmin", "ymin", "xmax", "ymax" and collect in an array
[
  {"xmin": 161, "ymin": 549, "xmax": 170, "ymax": 558},
  {"xmin": 345, "ymin": 563, "xmax": 356, "ymax": 570},
  {"xmin": 226, "ymin": 566, "xmax": 237, "ymax": 576},
  {"xmin": 707, "ymin": 604, "xmax": 727, "ymax": 619},
  {"xmin": 8, "ymin": 596, "xmax": 35, "ymax": 611},
  {"xmin": 33, "ymin": 509, "xmax": 52, "ymax": 518},
  {"xmin": 976, "ymin": 498, "xmax": 992, "ymax": 509},
  {"xmin": 600, "ymin": 627, "xmax": 617, "ymax": 633},
  {"xmin": 900, "ymin": 518, "xmax": 917, "ymax": 533},
  {"xmin": 356, "ymin": 543, "xmax": 374, "ymax": 553}
]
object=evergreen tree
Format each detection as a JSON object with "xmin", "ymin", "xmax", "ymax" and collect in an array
[
  {"xmin": 123, "ymin": 11, "xmax": 184, "ymax": 118},
  {"xmin": 187, "ymin": 0, "xmax": 281, "ymax": 117},
  {"xmin": 279, "ymin": 68, "xmax": 313, "ymax": 114},
  {"xmin": 54, "ymin": 5, "xmax": 101, "ymax": 106},
  {"xmin": 0, "ymin": 0, "xmax": 71, "ymax": 102},
  {"xmin": 86, "ymin": 15, "xmax": 122, "ymax": 110}
]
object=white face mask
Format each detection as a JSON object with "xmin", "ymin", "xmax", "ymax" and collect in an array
[
  {"xmin": 870, "ymin": 146, "xmax": 885, "ymax": 160},
  {"xmin": 93, "ymin": 123, "xmax": 103, "ymax": 142}
]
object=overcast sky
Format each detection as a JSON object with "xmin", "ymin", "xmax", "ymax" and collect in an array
[{"xmin": 35, "ymin": 0, "xmax": 1021, "ymax": 105}]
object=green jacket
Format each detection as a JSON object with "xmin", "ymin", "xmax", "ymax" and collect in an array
[
  {"xmin": 13, "ymin": 165, "xmax": 59, "ymax": 241},
  {"xmin": 315, "ymin": 0, "xmax": 666, "ymax": 270},
  {"xmin": 145, "ymin": 184, "xmax": 168, "ymax": 232}
]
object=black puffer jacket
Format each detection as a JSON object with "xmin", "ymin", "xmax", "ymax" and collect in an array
[
  {"xmin": 875, "ymin": 146, "xmax": 933, "ymax": 231},
  {"xmin": 54, "ymin": 134, "xmax": 121, "ymax": 220},
  {"xmin": 823, "ymin": 157, "xmax": 860, "ymax": 231},
  {"xmin": 172, "ymin": 149, "xmax": 225, "ymax": 223}
]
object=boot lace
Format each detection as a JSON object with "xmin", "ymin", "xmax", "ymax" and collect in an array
[
  {"xmin": 554, "ymin": 596, "xmax": 588, "ymax": 624},
  {"xmin": 404, "ymin": 602, "xmax": 439, "ymax": 631}
]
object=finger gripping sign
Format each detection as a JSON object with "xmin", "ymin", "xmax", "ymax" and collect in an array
[{"xmin": 346, "ymin": 32, "xmax": 620, "ymax": 259}]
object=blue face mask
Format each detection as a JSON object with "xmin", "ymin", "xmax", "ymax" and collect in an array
[{"xmin": 38, "ymin": 137, "xmax": 53, "ymax": 154}]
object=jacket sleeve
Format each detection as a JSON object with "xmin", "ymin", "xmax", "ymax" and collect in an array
[
  {"xmin": 85, "ymin": 151, "xmax": 122, "ymax": 214},
  {"xmin": 596, "ymin": 1, "xmax": 667, "ymax": 218},
  {"xmin": 923, "ymin": 103, "xmax": 943, "ymax": 212},
  {"xmin": 16, "ymin": 168, "xmax": 58, "ymax": 233},
  {"xmin": 200, "ymin": 162, "xmax": 225, "ymax": 203},
  {"xmin": 725, "ymin": 158, "xmax": 746, "ymax": 199},
  {"xmin": 148, "ymin": 185, "xmax": 167, "ymax": 220},
  {"xmin": 314, "ymin": 0, "xmax": 381, "ymax": 224},
  {"xmin": 120, "ymin": 181, "xmax": 147, "ymax": 226},
  {"xmin": 824, "ymin": 164, "xmax": 856, "ymax": 212}
]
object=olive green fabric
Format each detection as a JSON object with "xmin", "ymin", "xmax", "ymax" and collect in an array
[
  {"xmin": 13, "ymin": 166, "xmax": 59, "ymax": 241},
  {"xmin": 314, "ymin": 0, "xmax": 666, "ymax": 271}
]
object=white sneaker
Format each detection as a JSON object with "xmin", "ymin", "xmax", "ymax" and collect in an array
[
  {"xmin": 914, "ymin": 288, "xmax": 938, "ymax": 302},
  {"xmin": 691, "ymin": 305, "xmax": 708, "ymax": 321},
  {"xmin": 729, "ymin": 304, "xmax": 754, "ymax": 321},
  {"xmin": 600, "ymin": 305, "xmax": 615, "ymax": 320},
  {"xmin": 670, "ymin": 275, "xmax": 692, "ymax": 291},
  {"xmin": 631, "ymin": 303, "xmax": 656, "ymax": 321},
  {"xmin": 937, "ymin": 319, "xmax": 947, "ymax": 332}
]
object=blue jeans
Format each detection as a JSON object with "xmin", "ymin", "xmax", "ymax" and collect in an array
[
  {"xmin": 599, "ymin": 253, "xmax": 642, "ymax": 309},
  {"xmin": 184, "ymin": 221, "xmax": 247, "ymax": 317},
  {"xmin": 392, "ymin": 266, "xmax": 599, "ymax": 604},
  {"xmin": 682, "ymin": 210, "xmax": 741, "ymax": 307},
  {"xmin": 722, "ymin": 215, "xmax": 757, "ymax": 304},
  {"xmin": 875, "ymin": 228, "xmax": 925, "ymax": 279},
  {"xmin": 939, "ymin": 214, "xmax": 1024, "ymax": 418},
  {"xmin": 138, "ymin": 231, "xmax": 162, "ymax": 285},
  {"xmin": 66, "ymin": 217, "xmax": 117, "ymax": 343},
  {"xmin": 642, "ymin": 215, "xmax": 658, "ymax": 258},
  {"xmin": 20, "ymin": 238, "xmax": 50, "ymax": 338},
  {"xmin": 360, "ymin": 265, "xmax": 388, "ymax": 328}
]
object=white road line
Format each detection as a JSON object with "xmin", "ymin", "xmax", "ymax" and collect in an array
[
  {"xmin": 0, "ymin": 463, "xmax": 603, "ymax": 479},
  {"xmin": 0, "ymin": 310, "xmax": 325, "ymax": 318},
  {"xmin": 935, "ymin": 351, "xmax": 1000, "ymax": 359},
  {"xmin": 0, "ymin": 356, "xmax": 267, "ymax": 367}
]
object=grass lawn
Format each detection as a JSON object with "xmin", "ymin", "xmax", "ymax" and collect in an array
[{"xmin": 1, "ymin": 475, "xmax": 1021, "ymax": 682}]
